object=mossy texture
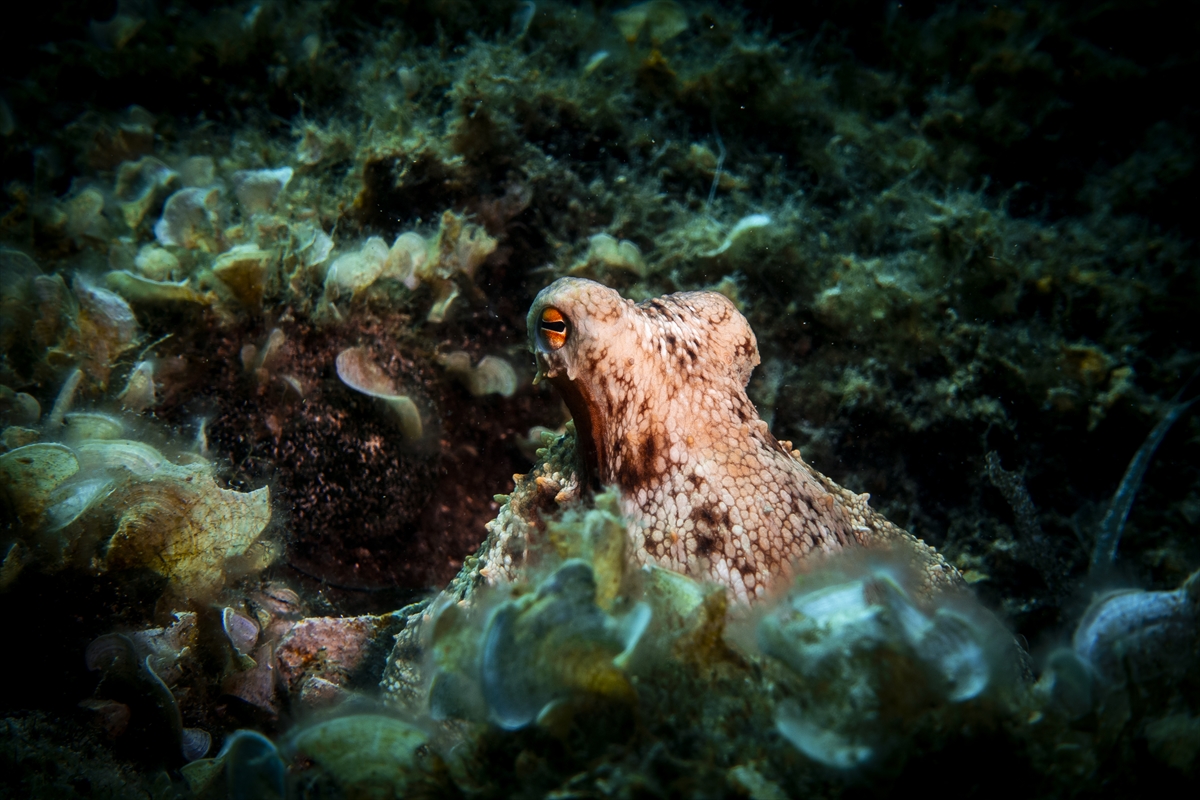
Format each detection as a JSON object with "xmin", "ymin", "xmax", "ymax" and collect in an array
[{"xmin": 1, "ymin": 1, "xmax": 1197, "ymax": 796}]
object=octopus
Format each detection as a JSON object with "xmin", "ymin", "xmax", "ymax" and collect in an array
[
  {"xmin": 380, "ymin": 277, "xmax": 962, "ymax": 708},
  {"xmin": 523, "ymin": 277, "xmax": 959, "ymax": 602}
]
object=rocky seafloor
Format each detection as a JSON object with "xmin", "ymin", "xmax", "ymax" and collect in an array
[{"xmin": 1, "ymin": 1, "xmax": 1197, "ymax": 797}]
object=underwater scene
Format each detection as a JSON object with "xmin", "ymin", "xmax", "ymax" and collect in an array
[{"xmin": 1, "ymin": 0, "xmax": 1197, "ymax": 797}]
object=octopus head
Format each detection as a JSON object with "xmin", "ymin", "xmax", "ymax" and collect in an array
[
  {"xmin": 527, "ymin": 278, "xmax": 634, "ymax": 482},
  {"xmin": 527, "ymin": 277, "xmax": 759, "ymax": 487}
]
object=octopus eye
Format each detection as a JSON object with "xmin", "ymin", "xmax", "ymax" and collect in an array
[{"xmin": 539, "ymin": 307, "xmax": 568, "ymax": 350}]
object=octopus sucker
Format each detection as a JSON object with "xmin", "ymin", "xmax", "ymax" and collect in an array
[{"xmin": 527, "ymin": 277, "xmax": 960, "ymax": 602}]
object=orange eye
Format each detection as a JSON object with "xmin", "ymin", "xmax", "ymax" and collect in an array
[{"xmin": 539, "ymin": 307, "xmax": 568, "ymax": 350}]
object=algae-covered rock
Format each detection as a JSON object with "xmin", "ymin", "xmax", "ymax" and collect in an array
[{"xmin": 275, "ymin": 613, "xmax": 404, "ymax": 705}]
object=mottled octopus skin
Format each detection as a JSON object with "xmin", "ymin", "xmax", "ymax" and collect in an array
[{"xmin": 527, "ymin": 277, "xmax": 958, "ymax": 602}]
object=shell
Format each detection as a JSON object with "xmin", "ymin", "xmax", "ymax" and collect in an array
[
  {"xmin": 116, "ymin": 361, "xmax": 156, "ymax": 412},
  {"xmin": 62, "ymin": 411, "xmax": 127, "ymax": 440},
  {"xmin": 154, "ymin": 187, "xmax": 222, "ymax": 251},
  {"xmin": 293, "ymin": 222, "xmax": 334, "ymax": 269},
  {"xmin": 102, "ymin": 464, "xmax": 272, "ymax": 598},
  {"xmin": 571, "ymin": 232, "xmax": 647, "ymax": 278},
  {"xmin": 1073, "ymin": 574, "xmax": 1200, "ymax": 687},
  {"xmin": 106, "ymin": 270, "xmax": 210, "ymax": 305},
  {"xmin": 65, "ymin": 188, "xmax": 108, "ymax": 243},
  {"xmin": 480, "ymin": 560, "xmax": 643, "ymax": 729},
  {"xmin": 4, "ymin": 434, "xmax": 273, "ymax": 596},
  {"xmin": 72, "ymin": 277, "xmax": 139, "ymax": 387},
  {"xmin": 177, "ymin": 155, "xmax": 215, "ymax": 188},
  {"xmin": 437, "ymin": 351, "xmax": 518, "ymax": 397},
  {"xmin": 212, "ymin": 245, "xmax": 276, "ymax": 307},
  {"xmin": 286, "ymin": 715, "xmax": 430, "ymax": 795},
  {"xmin": 45, "ymin": 476, "xmax": 115, "ymax": 531},
  {"xmin": 113, "ymin": 156, "xmax": 179, "ymax": 228},
  {"xmin": 133, "ymin": 244, "xmax": 180, "ymax": 281},
  {"xmin": 420, "ymin": 211, "xmax": 496, "ymax": 322},
  {"xmin": 0, "ymin": 443, "xmax": 80, "ymax": 525},
  {"xmin": 231, "ymin": 167, "xmax": 293, "ymax": 214},
  {"xmin": 223, "ymin": 607, "xmax": 261, "ymax": 659},
  {"xmin": 334, "ymin": 347, "xmax": 423, "ymax": 440},
  {"xmin": 322, "ymin": 236, "xmax": 390, "ymax": 300},
  {"xmin": 180, "ymin": 727, "xmax": 212, "ymax": 762},
  {"xmin": 613, "ymin": 0, "xmax": 688, "ymax": 44}
]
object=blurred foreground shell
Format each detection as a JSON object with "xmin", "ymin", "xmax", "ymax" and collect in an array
[
  {"xmin": 1073, "ymin": 572, "xmax": 1200, "ymax": 688},
  {"xmin": 480, "ymin": 560, "xmax": 647, "ymax": 729},
  {"xmin": 1, "ymin": 438, "xmax": 273, "ymax": 598},
  {"xmin": 181, "ymin": 729, "xmax": 285, "ymax": 799},
  {"xmin": 285, "ymin": 715, "xmax": 438, "ymax": 795},
  {"xmin": 757, "ymin": 565, "xmax": 1010, "ymax": 768}
]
